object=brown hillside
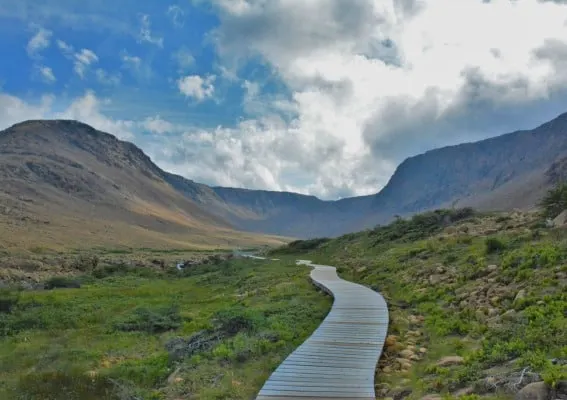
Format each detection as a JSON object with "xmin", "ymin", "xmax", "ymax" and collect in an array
[{"xmin": 0, "ymin": 120, "xmax": 285, "ymax": 251}]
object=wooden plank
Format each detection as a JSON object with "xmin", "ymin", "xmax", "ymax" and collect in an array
[{"xmin": 255, "ymin": 261, "xmax": 389, "ymax": 399}]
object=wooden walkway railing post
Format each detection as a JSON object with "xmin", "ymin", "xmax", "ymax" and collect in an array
[{"xmin": 256, "ymin": 260, "xmax": 389, "ymax": 399}]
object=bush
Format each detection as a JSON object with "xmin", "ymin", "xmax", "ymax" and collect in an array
[
  {"xmin": 370, "ymin": 208, "xmax": 476, "ymax": 245},
  {"xmin": 114, "ymin": 305, "xmax": 181, "ymax": 334},
  {"xmin": 272, "ymin": 238, "xmax": 331, "ymax": 255},
  {"xmin": 44, "ymin": 276, "xmax": 81, "ymax": 290},
  {"xmin": 70, "ymin": 255, "xmax": 99, "ymax": 271},
  {"xmin": 539, "ymin": 182, "xmax": 567, "ymax": 219},
  {"xmin": 212, "ymin": 307, "xmax": 264, "ymax": 336},
  {"xmin": 485, "ymin": 237, "xmax": 506, "ymax": 254},
  {"xmin": 13, "ymin": 369, "xmax": 120, "ymax": 400},
  {"xmin": 0, "ymin": 287, "xmax": 21, "ymax": 313}
]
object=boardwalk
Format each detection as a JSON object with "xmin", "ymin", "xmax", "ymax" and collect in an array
[{"xmin": 256, "ymin": 260, "xmax": 389, "ymax": 400}]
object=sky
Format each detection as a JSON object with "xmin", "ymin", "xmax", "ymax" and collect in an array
[{"xmin": 1, "ymin": 0, "xmax": 567, "ymax": 200}]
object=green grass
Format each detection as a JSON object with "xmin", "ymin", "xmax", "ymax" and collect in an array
[
  {"xmin": 272, "ymin": 209, "xmax": 567, "ymax": 398},
  {"xmin": 0, "ymin": 257, "xmax": 331, "ymax": 399}
]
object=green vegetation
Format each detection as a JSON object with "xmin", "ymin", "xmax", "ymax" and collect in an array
[
  {"xmin": 273, "ymin": 208, "xmax": 567, "ymax": 399},
  {"xmin": 539, "ymin": 181, "xmax": 567, "ymax": 219},
  {"xmin": 0, "ymin": 255, "xmax": 330, "ymax": 399}
]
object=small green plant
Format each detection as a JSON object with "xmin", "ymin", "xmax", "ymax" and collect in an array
[
  {"xmin": 44, "ymin": 276, "xmax": 81, "ymax": 290},
  {"xmin": 212, "ymin": 307, "xmax": 264, "ymax": 336},
  {"xmin": 484, "ymin": 237, "xmax": 506, "ymax": 254},
  {"xmin": 539, "ymin": 182, "xmax": 567, "ymax": 219},
  {"xmin": 0, "ymin": 287, "xmax": 21, "ymax": 313},
  {"xmin": 542, "ymin": 364, "xmax": 567, "ymax": 388},
  {"xmin": 114, "ymin": 305, "xmax": 182, "ymax": 334}
]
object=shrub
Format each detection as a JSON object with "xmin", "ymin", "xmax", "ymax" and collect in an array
[
  {"xmin": 114, "ymin": 305, "xmax": 181, "ymax": 334},
  {"xmin": 485, "ymin": 237, "xmax": 506, "ymax": 254},
  {"xmin": 0, "ymin": 287, "xmax": 21, "ymax": 313},
  {"xmin": 13, "ymin": 369, "xmax": 119, "ymax": 400},
  {"xmin": 272, "ymin": 238, "xmax": 331, "ymax": 255},
  {"xmin": 70, "ymin": 255, "xmax": 99, "ymax": 271},
  {"xmin": 539, "ymin": 182, "xmax": 567, "ymax": 219},
  {"xmin": 212, "ymin": 307, "xmax": 264, "ymax": 336},
  {"xmin": 44, "ymin": 276, "xmax": 81, "ymax": 290}
]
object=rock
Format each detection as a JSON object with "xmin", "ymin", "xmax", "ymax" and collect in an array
[
  {"xmin": 396, "ymin": 358, "xmax": 412, "ymax": 370},
  {"xmin": 391, "ymin": 388, "xmax": 413, "ymax": 400},
  {"xmin": 476, "ymin": 309, "xmax": 486, "ymax": 321},
  {"xmin": 537, "ymin": 300, "xmax": 545, "ymax": 306},
  {"xmin": 454, "ymin": 387, "xmax": 474, "ymax": 397},
  {"xmin": 502, "ymin": 309, "xmax": 518, "ymax": 321},
  {"xmin": 552, "ymin": 210, "xmax": 567, "ymax": 227},
  {"xmin": 488, "ymin": 308, "xmax": 499, "ymax": 317},
  {"xmin": 436, "ymin": 265, "xmax": 446, "ymax": 274},
  {"xmin": 386, "ymin": 335, "xmax": 398, "ymax": 348},
  {"xmin": 515, "ymin": 381, "xmax": 551, "ymax": 400},
  {"xmin": 167, "ymin": 367, "xmax": 182, "ymax": 385},
  {"xmin": 409, "ymin": 315, "xmax": 421, "ymax": 324},
  {"xmin": 487, "ymin": 264, "xmax": 498, "ymax": 272},
  {"xmin": 490, "ymin": 296, "xmax": 501, "ymax": 306},
  {"xmin": 514, "ymin": 289, "xmax": 527, "ymax": 303},
  {"xmin": 382, "ymin": 365, "xmax": 393, "ymax": 373},
  {"xmin": 436, "ymin": 356, "xmax": 465, "ymax": 367},
  {"xmin": 429, "ymin": 275, "xmax": 443, "ymax": 284},
  {"xmin": 419, "ymin": 347, "xmax": 428, "ymax": 354},
  {"xmin": 400, "ymin": 349, "xmax": 415, "ymax": 359},
  {"xmin": 420, "ymin": 395, "xmax": 442, "ymax": 400}
]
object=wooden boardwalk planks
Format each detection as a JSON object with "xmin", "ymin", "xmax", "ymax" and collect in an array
[{"xmin": 256, "ymin": 261, "xmax": 389, "ymax": 400}]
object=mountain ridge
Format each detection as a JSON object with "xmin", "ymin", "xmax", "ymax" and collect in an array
[{"xmin": 2, "ymin": 110, "xmax": 567, "ymax": 242}]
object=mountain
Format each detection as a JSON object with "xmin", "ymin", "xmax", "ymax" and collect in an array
[
  {"xmin": 0, "ymin": 120, "xmax": 285, "ymax": 251},
  {"xmin": 174, "ymin": 111, "xmax": 567, "ymax": 237},
  {"xmin": 2, "ymin": 111, "xmax": 567, "ymax": 245},
  {"xmin": 371, "ymin": 111, "xmax": 567, "ymax": 216}
]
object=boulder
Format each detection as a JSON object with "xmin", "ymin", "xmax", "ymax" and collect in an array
[
  {"xmin": 385, "ymin": 335, "xmax": 398, "ymax": 348},
  {"xmin": 454, "ymin": 387, "xmax": 474, "ymax": 397},
  {"xmin": 400, "ymin": 349, "xmax": 415, "ymax": 359},
  {"xmin": 487, "ymin": 264, "xmax": 499, "ymax": 272},
  {"xmin": 552, "ymin": 210, "xmax": 567, "ymax": 227},
  {"xmin": 502, "ymin": 309, "xmax": 518, "ymax": 321},
  {"xmin": 436, "ymin": 356, "xmax": 465, "ymax": 367},
  {"xmin": 515, "ymin": 382, "xmax": 550, "ymax": 400},
  {"xmin": 514, "ymin": 289, "xmax": 527, "ymax": 303},
  {"xmin": 488, "ymin": 308, "xmax": 499, "ymax": 317},
  {"xmin": 419, "ymin": 395, "xmax": 442, "ymax": 400}
]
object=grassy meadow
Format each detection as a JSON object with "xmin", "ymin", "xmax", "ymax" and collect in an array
[{"xmin": 1, "ymin": 254, "xmax": 330, "ymax": 399}]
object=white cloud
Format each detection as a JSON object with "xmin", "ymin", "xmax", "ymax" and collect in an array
[
  {"xmin": 0, "ymin": 93, "xmax": 54, "ymax": 129},
  {"xmin": 95, "ymin": 69, "xmax": 121, "ymax": 86},
  {"xmin": 177, "ymin": 75, "xmax": 215, "ymax": 101},
  {"xmin": 56, "ymin": 39, "xmax": 73, "ymax": 55},
  {"xmin": 55, "ymin": 91, "xmax": 135, "ymax": 139},
  {"xmin": 182, "ymin": 0, "xmax": 567, "ymax": 199},
  {"xmin": 122, "ymin": 54, "xmax": 141, "ymax": 68},
  {"xmin": 167, "ymin": 5, "xmax": 185, "ymax": 27},
  {"xmin": 37, "ymin": 65, "xmax": 56, "ymax": 83},
  {"xmin": 121, "ymin": 52, "xmax": 152, "ymax": 80},
  {"xmin": 172, "ymin": 47, "xmax": 195, "ymax": 72},
  {"xmin": 141, "ymin": 115, "xmax": 175, "ymax": 134},
  {"xmin": 138, "ymin": 14, "xmax": 163, "ymax": 47},
  {"xmin": 26, "ymin": 27, "xmax": 52, "ymax": 56},
  {"xmin": 55, "ymin": 41, "xmax": 99, "ymax": 79},
  {"xmin": 0, "ymin": 90, "xmax": 135, "ymax": 140},
  {"xmin": 73, "ymin": 48, "xmax": 98, "ymax": 78}
]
